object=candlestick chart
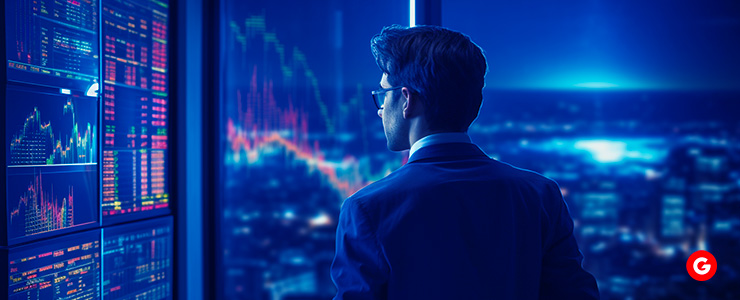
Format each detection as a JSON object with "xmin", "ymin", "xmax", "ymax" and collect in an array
[
  {"xmin": 219, "ymin": 10, "xmax": 406, "ymax": 299},
  {"xmin": 6, "ymin": 87, "xmax": 97, "ymax": 166}
]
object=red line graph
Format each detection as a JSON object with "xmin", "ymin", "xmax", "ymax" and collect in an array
[
  {"xmin": 225, "ymin": 66, "xmax": 406, "ymax": 198},
  {"xmin": 224, "ymin": 15, "xmax": 408, "ymax": 199}
]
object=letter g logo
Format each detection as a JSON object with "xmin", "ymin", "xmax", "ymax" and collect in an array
[
  {"xmin": 687, "ymin": 250, "xmax": 717, "ymax": 281},
  {"xmin": 693, "ymin": 257, "xmax": 710, "ymax": 275}
]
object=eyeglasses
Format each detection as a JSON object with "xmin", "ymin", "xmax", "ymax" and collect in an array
[{"xmin": 371, "ymin": 86, "xmax": 403, "ymax": 109}]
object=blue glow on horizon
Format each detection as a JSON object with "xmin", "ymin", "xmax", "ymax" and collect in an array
[
  {"xmin": 572, "ymin": 139, "xmax": 666, "ymax": 164},
  {"xmin": 504, "ymin": 70, "xmax": 659, "ymax": 90},
  {"xmin": 516, "ymin": 137, "xmax": 669, "ymax": 167},
  {"xmin": 574, "ymin": 82, "xmax": 619, "ymax": 89},
  {"xmin": 574, "ymin": 140, "xmax": 628, "ymax": 163}
]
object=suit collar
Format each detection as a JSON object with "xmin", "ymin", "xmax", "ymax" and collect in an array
[
  {"xmin": 408, "ymin": 132, "xmax": 472, "ymax": 158},
  {"xmin": 407, "ymin": 142, "xmax": 490, "ymax": 164}
]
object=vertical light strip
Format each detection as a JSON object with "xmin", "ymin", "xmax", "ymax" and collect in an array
[{"xmin": 410, "ymin": 0, "xmax": 416, "ymax": 27}]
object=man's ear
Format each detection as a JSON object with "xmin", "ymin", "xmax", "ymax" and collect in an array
[{"xmin": 401, "ymin": 87, "xmax": 418, "ymax": 119}]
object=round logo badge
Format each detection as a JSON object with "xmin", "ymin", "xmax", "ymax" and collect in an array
[{"xmin": 686, "ymin": 250, "xmax": 717, "ymax": 281}]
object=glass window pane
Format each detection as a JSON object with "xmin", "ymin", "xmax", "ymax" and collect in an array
[
  {"xmin": 443, "ymin": 0, "xmax": 740, "ymax": 298},
  {"xmin": 217, "ymin": 1, "xmax": 408, "ymax": 298}
]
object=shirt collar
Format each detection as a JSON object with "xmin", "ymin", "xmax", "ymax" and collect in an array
[{"xmin": 408, "ymin": 132, "xmax": 472, "ymax": 159}]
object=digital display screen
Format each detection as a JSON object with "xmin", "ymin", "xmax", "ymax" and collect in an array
[
  {"xmin": 102, "ymin": 216, "xmax": 172, "ymax": 300},
  {"xmin": 5, "ymin": 0, "xmax": 100, "ymax": 93},
  {"xmin": 101, "ymin": 0, "xmax": 170, "ymax": 224},
  {"xmin": 5, "ymin": 77, "xmax": 99, "ymax": 245},
  {"xmin": 6, "ymin": 85, "xmax": 97, "ymax": 166},
  {"xmin": 4, "ymin": 0, "xmax": 174, "ymax": 298},
  {"xmin": 6, "ymin": 164, "xmax": 98, "ymax": 243},
  {"xmin": 6, "ymin": 229, "xmax": 101, "ymax": 300}
]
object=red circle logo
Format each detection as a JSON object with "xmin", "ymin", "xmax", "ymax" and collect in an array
[{"xmin": 686, "ymin": 250, "xmax": 717, "ymax": 281}]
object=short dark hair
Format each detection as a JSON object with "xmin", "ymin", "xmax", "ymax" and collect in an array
[{"xmin": 371, "ymin": 25, "xmax": 488, "ymax": 132}]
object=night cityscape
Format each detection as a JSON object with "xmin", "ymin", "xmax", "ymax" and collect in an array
[{"xmin": 213, "ymin": 0, "xmax": 740, "ymax": 297}]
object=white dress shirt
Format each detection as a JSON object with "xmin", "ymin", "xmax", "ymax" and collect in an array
[{"xmin": 408, "ymin": 132, "xmax": 472, "ymax": 160}]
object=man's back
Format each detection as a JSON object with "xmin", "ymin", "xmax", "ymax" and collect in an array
[{"xmin": 331, "ymin": 143, "xmax": 599, "ymax": 299}]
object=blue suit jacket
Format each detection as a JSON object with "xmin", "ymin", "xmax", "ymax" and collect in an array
[{"xmin": 331, "ymin": 143, "xmax": 599, "ymax": 299}]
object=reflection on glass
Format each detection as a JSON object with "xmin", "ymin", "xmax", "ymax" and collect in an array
[{"xmin": 218, "ymin": 1, "xmax": 408, "ymax": 299}]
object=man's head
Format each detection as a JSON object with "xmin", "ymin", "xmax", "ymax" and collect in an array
[{"xmin": 371, "ymin": 25, "xmax": 487, "ymax": 151}]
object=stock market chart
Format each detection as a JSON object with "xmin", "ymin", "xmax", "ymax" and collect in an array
[
  {"xmin": 3, "ymin": 0, "xmax": 175, "ymax": 298},
  {"xmin": 218, "ymin": 2, "xmax": 408, "ymax": 299},
  {"xmin": 102, "ymin": 216, "xmax": 172, "ymax": 300},
  {"xmin": 4, "ymin": 0, "xmax": 100, "ymax": 244},
  {"xmin": 6, "ymin": 229, "xmax": 101, "ymax": 300},
  {"xmin": 5, "ymin": 0, "xmax": 100, "ymax": 93},
  {"xmin": 6, "ymin": 164, "xmax": 97, "ymax": 242},
  {"xmin": 101, "ymin": 0, "xmax": 170, "ymax": 223},
  {"xmin": 7, "ymin": 86, "xmax": 97, "ymax": 166}
]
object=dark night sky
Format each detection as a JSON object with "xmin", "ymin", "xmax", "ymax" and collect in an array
[{"xmin": 442, "ymin": 0, "xmax": 740, "ymax": 90}]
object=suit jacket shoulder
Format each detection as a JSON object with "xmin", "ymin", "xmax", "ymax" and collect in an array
[{"xmin": 331, "ymin": 143, "xmax": 600, "ymax": 299}]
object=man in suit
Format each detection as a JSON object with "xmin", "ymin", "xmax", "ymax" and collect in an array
[{"xmin": 331, "ymin": 25, "xmax": 599, "ymax": 299}]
